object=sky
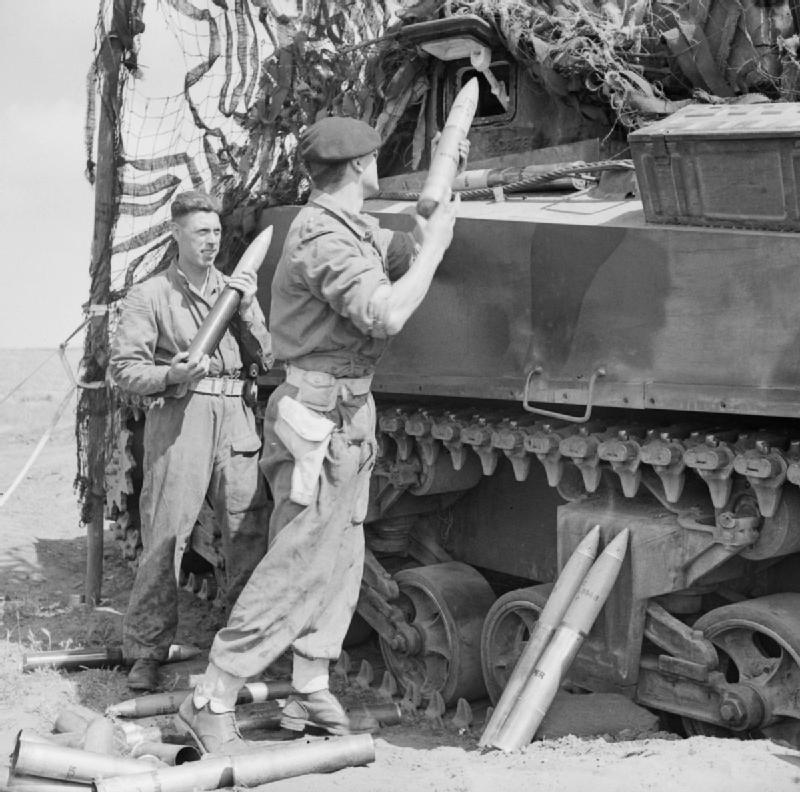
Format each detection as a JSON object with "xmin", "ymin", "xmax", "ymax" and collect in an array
[
  {"xmin": 0, "ymin": 2, "xmax": 99, "ymax": 349},
  {"xmin": 0, "ymin": 2, "xmax": 268, "ymax": 351}
]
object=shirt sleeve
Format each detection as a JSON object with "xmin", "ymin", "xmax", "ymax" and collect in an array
[
  {"xmin": 230, "ymin": 299, "xmax": 274, "ymax": 373},
  {"xmin": 299, "ymin": 230, "xmax": 391, "ymax": 335},
  {"xmin": 109, "ymin": 284, "xmax": 171, "ymax": 396},
  {"xmin": 381, "ymin": 228, "xmax": 417, "ymax": 281}
]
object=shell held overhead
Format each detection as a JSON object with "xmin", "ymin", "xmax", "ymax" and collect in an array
[{"xmin": 416, "ymin": 77, "xmax": 479, "ymax": 219}]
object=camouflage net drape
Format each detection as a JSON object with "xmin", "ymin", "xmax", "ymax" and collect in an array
[{"xmin": 78, "ymin": 0, "xmax": 800, "ymax": 521}]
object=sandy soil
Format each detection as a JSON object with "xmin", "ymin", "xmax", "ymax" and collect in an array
[{"xmin": 2, "ymin": 349, "xmax": 800, "ymax": 791}]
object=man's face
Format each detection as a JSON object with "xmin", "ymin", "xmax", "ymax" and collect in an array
[
  {"xmin": 360, "ymin": 149, "xmax": 380, "ymax": 198},
  {"xmin": 173, "ymin": 210, "xmax": 221, "ymax": 269}
]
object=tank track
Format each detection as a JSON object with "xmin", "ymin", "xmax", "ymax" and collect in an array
[
  {"xmin": 109, "ymin": 396, "xmax": 800, "ymax": 615},
  {"xmin": 373, "ymin": 400, "xmax": 800, "ymax": 523},
  {"xmin": 111, "ymin": 397, "xmax": 800, "ymax": 562}
]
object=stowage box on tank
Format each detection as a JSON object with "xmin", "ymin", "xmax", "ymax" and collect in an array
[{"xmin": 630, "ymin": 102, "xmax": 800, "ymax": 231}]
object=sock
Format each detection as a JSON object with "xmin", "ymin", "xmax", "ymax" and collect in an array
[
  {"xmin": 291, "ymin": 654, "xmax": 329, "ymax": 694},
  {"xmin": 193, "ymin": 662, "xmax": 246, "ymax": 713}
]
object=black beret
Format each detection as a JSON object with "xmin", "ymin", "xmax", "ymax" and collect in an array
[{"xmin": 299, "ymin": 116, "xmax": 382, "ymax": 163}]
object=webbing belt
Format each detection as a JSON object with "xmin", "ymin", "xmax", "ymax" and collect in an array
[
  {"xmin": 188, "ymin": 376, "xmax": 245, "ymax": 396},
  {"xmin": 285, "ymin": 365, "xmax": 373, "ymax": 395}
]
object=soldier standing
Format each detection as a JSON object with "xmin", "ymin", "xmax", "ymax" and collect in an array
[
  {"xmin": 176, "ymin": 116, "xmax": 462, "ymax": 752},
  {"xmin": 110, "ymin": 190, "xmax": 272, "ymax": 692}
]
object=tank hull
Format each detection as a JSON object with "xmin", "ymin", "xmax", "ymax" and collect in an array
[
  {"xmin": 253, "ymin": 194, "xmax": 800, "ymax": 738},
  {"xmin": 258, "ymin": 197, "xmax": 800, "ymax": 417}
]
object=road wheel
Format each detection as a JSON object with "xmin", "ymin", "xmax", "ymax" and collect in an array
[{"xmin": 379, "ymin": 561, "xmax": 495, "ymax": 705}]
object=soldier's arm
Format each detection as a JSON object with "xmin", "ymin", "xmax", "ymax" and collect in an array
[
  {"xmin": 109, "ymin": 284, "xmax": 172, "ymax": 395},
  {"xmin": 301, "ymin": 229, "xmax": 394, "ymax": 337},
  {"xmin": 381, "ymin": 139, "xmax": 468, "ymax": 282},
  {"xmin": 383, "ymin": 230, "xmax": 416, "ymax": 281},
  {"xmin": 230, "ymin": 301, "xmax": 273, "ymax": 373},
  {"xmin": 368, "ymin": 196, "xmax": 459, "ymax": 337},
  {"xmin": 300, "ymin": 199, "xmax": 456, "ymax": 340},
  {"xmin": 226, "ymin": 270, "xmax": 273, "ymax": 373}
]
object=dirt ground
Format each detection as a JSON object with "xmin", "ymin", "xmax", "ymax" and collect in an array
[{"xmin": 3, "ymin": 348, "xmax": 800, "ymax": 791}]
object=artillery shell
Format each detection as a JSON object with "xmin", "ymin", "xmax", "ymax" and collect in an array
[
  {"xmin": 237, "ymin": 680, "xmax": 294, "ymax": 704},
  {"xmin": 417, "ymin": 77, "xmax": 479, "ymax": 218},
  {"xmin": 480, "ymin": 525, "xmax": 600, "ymax": 747},
  {"xmin": 186, "ymin": 226, "xmax": 273, "ymax": 364},
  {"xmin": 107, "ymin": 680, "xmax": 292, "ymax": 718},
  {"xmin": 164, "ymin": 644, "xmax": 202, "ymax": 663},
  {"xmin": 490, "ymin": 529, "xmax": 630, "ymax": 752},
  {"xmin": 106, "ymin": 691, "xmax": 190, "ymax": 718}
]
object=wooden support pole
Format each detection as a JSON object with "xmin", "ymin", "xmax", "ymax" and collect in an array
[{"xmin": 83, "ymin": 5, "xmax": 127, "ymax": 607}]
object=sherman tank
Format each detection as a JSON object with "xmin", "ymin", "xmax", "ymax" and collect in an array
[
  {"xmin": 252, "ymin": 13, "xmax": 800, "ymax": 744},
  {"xmin": 107, "ymin": 5, "xmax": 800, "ymax": 745}
]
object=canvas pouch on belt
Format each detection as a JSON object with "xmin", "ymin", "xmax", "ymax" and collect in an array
[
  {"xmin": 274, "ymin": 395, "xmax": 335, "ymax": 506},
  {"xmin": 289, "ymin": 368, "xmax": 340, "ymax": 412}
]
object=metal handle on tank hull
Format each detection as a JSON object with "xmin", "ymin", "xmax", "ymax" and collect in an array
[{"xmin": 522, "ymin": 367, "xmax": 606, "ymax": 423}]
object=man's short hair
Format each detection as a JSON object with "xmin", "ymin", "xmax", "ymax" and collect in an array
[
  {"xmin": 304, "ymin": 159, "xmax": 350, "ymax": 190},
  {"xmin": 171, "ymin": 190, "xmax": 221, "ymax": 220}
]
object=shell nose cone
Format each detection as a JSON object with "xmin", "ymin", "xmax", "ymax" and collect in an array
[
  {"xmin": 575, "ymin": 524, "xmax": 601, "ymax": 559},
  {"xmin": 460, "ymin": 76, "xmax": 480, "ymax": 104},
  {"xmin": 603, "ymin": 528, "xmax": 631, "ymax": 561}
]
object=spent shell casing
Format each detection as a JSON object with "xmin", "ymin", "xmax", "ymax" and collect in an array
[
  {"xmin": 93, "ymin": 733, "xmax": 375, "ymax": 792},
  {"xmin": 81, "ymin": 718, "xmax": 116, "ymax": 755},
  {"xmin": 130, "ymin": 742, "xmax": 201, "ymax": 766},
  {"xmin": 21, "ymin": 648, "xmax": 124, "ymax": 674},
  {"xmin": 53, "ymin": 704, "xmax": 104, "ymax": 734},
  {"xmin": 5, "ymin": 772, "xmax": 91, "ymax": 790},
  {"xmin": 348, "ymin": 702, "xmax": 402, "ymax": 727},
  {"xmin": 235, "ymin": 703, "xmax": 282, "ymax": 732},
  {"xmin": 117, "ymin": 722, "xmax": 164, "ymax": 747},
  {"xmin": 16, "ymin": 730, "xmax": 84, "ymax": 749},
  {"xmin": 10, "ymin": 734, "xmax": 159, "ymax": 783}
]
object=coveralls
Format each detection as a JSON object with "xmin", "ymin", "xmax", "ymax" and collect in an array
[
  {"xmin": 110, "ymin": 262, "xmax": 272, "ymax": 662},
  {"xmin": 200, "ymin": 190, "xmax": 415, "ymax": 694}
]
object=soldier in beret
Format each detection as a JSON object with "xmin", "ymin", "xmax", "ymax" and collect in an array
[{"xmin": 178, "ymin": 116, "xmax": 464, "ymax": 751}]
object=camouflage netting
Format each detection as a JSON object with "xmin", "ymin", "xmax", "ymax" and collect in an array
[
  {"xmin": 79, "ymin": 0, "xmax": 800, "ymax": 523},
  {"xmin": 466, "ymin": 0, "xmax": 800, "ymax": 126}
]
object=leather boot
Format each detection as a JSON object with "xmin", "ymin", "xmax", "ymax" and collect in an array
[
  {"xmin": 176, "ymin": 695, "xmax": 248, "ymax": 754},
  {"xmin": 280, "ymin": 689, "xmax": 378, "ymax": 736},
  {"xmin": 127, "ymin": 658, "xmax": 160, "ymax": 691}
]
